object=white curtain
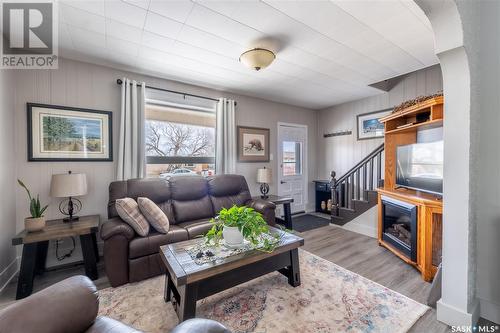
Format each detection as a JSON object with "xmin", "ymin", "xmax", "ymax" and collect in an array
[
  {"xmin": 215, "ymin": 98, "xmax": 236, "ymax": 174},
  {"xmin": 116, "ymin": 78, "xmax": 146, "ymax": 180}
]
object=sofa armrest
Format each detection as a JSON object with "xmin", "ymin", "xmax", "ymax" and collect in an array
[
  {"xmin": 246, "ymin": 199, "xmax": 276, "ymax": 226},
  {"xmin": 0, "ymin": 276, "xmax": 98, "ymax": 333},
  {"xmin": 100, "ymin": 217, "xmax": 135, "ymax": 241},
  {"xmin": 247, "ymin": 198, "xmax": 276, "ymax": 212}
]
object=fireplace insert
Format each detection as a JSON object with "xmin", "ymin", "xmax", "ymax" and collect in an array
[{"xmin": 381, "ymin": 196, "xmax": 417, "ymax": 261}]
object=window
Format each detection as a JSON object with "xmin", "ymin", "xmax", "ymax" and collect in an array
[
  {"xmin": 145, "ymin": 99, "xmax": 216, "ymax": 178},
  {"xmin": 282, "ymin": 141, "xmax": 302, "ymax": 176}
]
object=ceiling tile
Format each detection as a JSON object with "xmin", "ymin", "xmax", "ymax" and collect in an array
[
  {"xmin": 122, "ymin": 0, "xmax": 150, "ymax": 10},
  {"xmin": 106, "ymin": 36, "xmax": 140, "ymax": 57},
  {"xmin": 59, "ymin": 3, "xmax": 105, "ymax": 34},
  {"xmin": 59, "ymin": 0, "xmax": 437, "ymax": 109},
  {"xmin": 185, "ymin": 4, "xmax": 262, "ymax": 46},
  {"xmin": 104, "ymin": 0, "xmax": 147, "ymax": 28},
  {"xmin": 58, "ymin": 0, "xmax": 105, "ymax": 16},
  {"xmin": 67, "ymin": 25, "xmax": 106, "ymax": 50},
  {"xmin": 106, "ymin": 19, "xmax": 143, "ymax": 44},
  {"xmin": 332, "ymin": 0, "xmax": 437, "ymax": 65},
  {"xmin": 149, "ymin": 0, "xmax": 194, "ymax": 23},
  {"xmin": 144, "ymin": 11, "xmax": 184, "ymax": 39},
  {"xmin": 141, "ymin": 31, "xmax": 176, "ymax": 52},
  {"xmin": 176, "ymin": 25, "xmax": 243, "ymax": 59}
]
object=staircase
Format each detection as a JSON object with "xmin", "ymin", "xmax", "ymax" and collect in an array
[{"xmin": 330, "ymin": 144, "xmax": 384, "ymax": 226}]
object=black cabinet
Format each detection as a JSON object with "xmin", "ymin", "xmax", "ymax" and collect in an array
[{"xmin": 314, "ymin": 180, "xmax": 332, "ymax": 214}]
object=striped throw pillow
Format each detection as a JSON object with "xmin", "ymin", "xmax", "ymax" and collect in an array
[
  {"xmin": 115, "ymin": 198, "xmax": 150, "ymax": 237},
  {"xmin": 137, "ymin": 197, "xmax": 170, "ymax": 234}
]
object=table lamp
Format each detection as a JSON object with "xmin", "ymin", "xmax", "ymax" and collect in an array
[
  {"xmin": 256, "ymin": 167, "xmax": 272, "ymax": 199},
  {"xmin": 50, "ymin": 171, "xmax": 87, "ymax": 222}
]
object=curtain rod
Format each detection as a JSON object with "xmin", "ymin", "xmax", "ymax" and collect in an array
[{"xmin": 116, "ymin": 79, "xmax": 236, "ymax": 104}]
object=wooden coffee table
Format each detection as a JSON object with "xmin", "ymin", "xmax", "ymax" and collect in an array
[{"xmin": 159, "ymin": 227, "xmax": 304, "ymax": 321}]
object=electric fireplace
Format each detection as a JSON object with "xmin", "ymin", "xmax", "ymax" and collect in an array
[{"xmin": 381, "ymin": 196, "xmax": 417, "ymax": 261}]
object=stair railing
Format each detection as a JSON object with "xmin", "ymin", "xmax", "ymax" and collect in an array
[{"xmin": 330, "ymin": 143, "xmax": 384, "ymax": 216}]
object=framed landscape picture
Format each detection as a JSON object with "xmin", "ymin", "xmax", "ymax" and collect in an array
[
  {"xmin": 237, "ymin": 126, "xmax": 270, "ymax": 162},
  {"xmin": 27, "ymin": 103, "xmax": 112, "ymax": 161},
  {"xmin": 356, "ymin": 108, "xmax": 392, "ymax": 140}
]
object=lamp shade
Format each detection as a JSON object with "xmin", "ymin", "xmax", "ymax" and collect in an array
[
  {"xmin": 256, "ymin": 168, "xmax": 272, "ymax": 184},
  {"xmin": 239, "ymin": 48, "xmax": 276, "ymax": 71},
  {"xmin": 50, "ymin": 173, "xmax": 88, "ymax": 198}
]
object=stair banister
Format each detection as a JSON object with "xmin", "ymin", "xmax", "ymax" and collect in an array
[{"xmin": 330, "ymin": 143, "xmax": 384, "ymax": 217}]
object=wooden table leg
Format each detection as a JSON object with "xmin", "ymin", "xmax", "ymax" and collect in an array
[
  {"xmin": 283, "ymin": 202, "xmax": 293, "ymax": 229},
  {"xmin": 91, "ymin": 232, "xmax": 99, "ymax": 263},
  {"xmin": 80, "ymin": 234, "xmax": 98, "ymax": 280},
  {"xmin": 177, "ymin": 283, "xmax": 198, "ymax": 322},
  {"xmin": 16, "ymin": 243, "xmax": 38, "ymax": 300},
  {"xmin": 164, "ymin": 273, "xmax": 172, "ymax": 302},
  {"xmin": 287, "ymin": 249, "xmax": 301, "ymax": 287},
  {"xmin": 35, "ymin": 241, "xmax": 49, "ymax": 275}
]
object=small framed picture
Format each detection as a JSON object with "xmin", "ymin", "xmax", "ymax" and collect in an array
[
  {"xmin": 237, "ymin": 126, "xmax": 270, "ymax": 162},
  {"xmin": 27, "ymin": 103, "xmax": 113, "ymax": 161},
  {"xmin": 356, "ymin": 108, "xmax": 392, "ymax": 140}
]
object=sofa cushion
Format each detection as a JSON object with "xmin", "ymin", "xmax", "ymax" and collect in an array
[
  {"xmin": 178, "ymin": 219, "xmax": 213, "ymax": 239},
  {"xmin": 115, "ymin": 198, "xmax": 150, "ymax": 237},
  {"xmin": 208, "ymin": 174, "xmax": 252, "ymax": 213},
  {"xmin": 138, "ymin": 197, "xmax": 170, "ymax": 233},
  {"xmin": 173, "ymin": 196, "xmax": 214, "ymax": 223},
  {"xmin": 108, "ymin": 178, "xmax": 176, "ymax": 224},
  {"xmin": 169, "ymin": 176, "xmax": 208, "ymax": 201},
  {"xmin": 129, "ymin": 225, "xmax": 188, "ymax": 259}
]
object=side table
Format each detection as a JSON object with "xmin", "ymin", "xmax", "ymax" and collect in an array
[
  {"xmin": 12, "ymin": 214, "xmax": 100, "ymax": 300},
  {"xmin": 252, "ymin": 195, "xmax": 294, "ymax": 229}
]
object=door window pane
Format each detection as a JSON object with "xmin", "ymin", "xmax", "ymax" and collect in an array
[{"xmin": 282, "ymin": 141, "xmax": 302, "ymax": 176}]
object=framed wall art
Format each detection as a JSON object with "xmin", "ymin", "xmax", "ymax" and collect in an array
[
  {"xmin": 27, "ymin": 103, "xmax": 113, "ymax": 161},
  {"xmin": 237, "ymin": 126, "xmax": 270, "ymax": 162},
  {"xmin": 356, "ymin": 108, "xmax": 392, "ymax": 140}
]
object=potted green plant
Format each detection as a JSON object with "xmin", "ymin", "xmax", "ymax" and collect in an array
[
  {"xmin": 18, "ymin": 179, "xmax": 48, "ymax": 232},
  {"xmin": 206, "ymin": 205, "xmax": 281, "ymax": 252}
]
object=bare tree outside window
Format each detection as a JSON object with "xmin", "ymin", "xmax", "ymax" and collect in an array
[{"xmin": 146, "ymin": 120, "xmax": 215, "ymax": 174}]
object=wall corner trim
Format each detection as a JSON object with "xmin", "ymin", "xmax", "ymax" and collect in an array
[{"xmin": 437, "ymin": 298, "xmax": 480, "ymax": 327}]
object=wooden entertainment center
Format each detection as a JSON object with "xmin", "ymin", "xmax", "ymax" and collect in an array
[{"xmin": 377, "ymin": 96, "xmax": 443, "ymax": 282}]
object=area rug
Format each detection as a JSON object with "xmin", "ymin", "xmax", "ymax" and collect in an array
[
  {"xmin": 98, "ymin": 250, "xmax": 428, "ymax": 333},
  {"xmin": 290, "ymin": 214, "xmax": 330, "ymax": 232}
]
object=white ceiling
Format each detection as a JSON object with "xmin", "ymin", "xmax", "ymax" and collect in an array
[{"xmin": 56, "ymin": 0, "xmax": 438, "ymax": 109}]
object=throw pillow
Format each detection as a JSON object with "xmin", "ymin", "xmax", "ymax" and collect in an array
[
  {"xmin": 137, "ymin": 197, "xmax": 170, "ymax": 234},
  {"xmin": 115, "ymin": 198, "xmax": 150, "ymax": 236}
]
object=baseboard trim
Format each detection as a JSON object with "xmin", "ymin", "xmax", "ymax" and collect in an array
[
  {"xmin": 0, "ymin": 257, "xmax": 19, "ymax": 294},
  {"xmin": 437, "ymin": 298, "xmax": 480, "ymax": 327},
  {"xmin": 341, "ymin": 222, "xmax": 377, "ymax": 238},
  {"xmin": 479, "ymin": 298, "xmax": 500, "ymax": 324}
]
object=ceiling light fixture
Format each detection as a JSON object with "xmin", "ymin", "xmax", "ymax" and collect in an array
[{"xmin": 239, "ymin": 48, "xmax": 276, "ymax": 71}]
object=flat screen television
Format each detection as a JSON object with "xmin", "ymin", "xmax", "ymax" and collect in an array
[{"xmin": 396, "ymin": 141, "xmax": 444, "ymax": 195}]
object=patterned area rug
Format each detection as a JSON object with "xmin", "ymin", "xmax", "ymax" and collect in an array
[{"xmin": 98, "ymin": 250, "xmax": 428, "ymax": 333}]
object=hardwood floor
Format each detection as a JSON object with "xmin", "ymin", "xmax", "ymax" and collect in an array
[
  {"xmin": 298, "ymin": 224, "xmax": 447, "ymax": 332},
  {"xmin": 0, "ymin": 224, "xmax": 494, "ymax": 331}
]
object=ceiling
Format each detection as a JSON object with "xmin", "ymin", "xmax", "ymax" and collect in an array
[{"xmin": 57, "ymin": 0, "xmax": 438, "ymax": 109}]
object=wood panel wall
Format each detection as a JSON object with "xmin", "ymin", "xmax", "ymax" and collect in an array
[{"xmin": 317, "ymin": 64, "xmax": 443, "ymax": 179}]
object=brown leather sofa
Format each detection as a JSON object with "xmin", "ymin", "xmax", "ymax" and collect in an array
[
  {"xmin": 101, "ymin": 174, "xmax": 276, "ymax": 287},
  {"xmin": 0, "ymin": 275, "xmax": 231, "ymax": 333}
]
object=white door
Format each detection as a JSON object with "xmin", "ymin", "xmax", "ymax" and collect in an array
[{"xmin": 277, "ymin": 123, "xmax": 307, "ymax": 214}]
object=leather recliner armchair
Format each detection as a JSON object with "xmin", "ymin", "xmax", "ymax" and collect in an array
[
  {"xmin": 0, "ymin": 275, "xmax": 230, "ymax": 333},
  {"xmin": 100, "ymin": 174, "xmax": 276, "ymax": 287}
]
